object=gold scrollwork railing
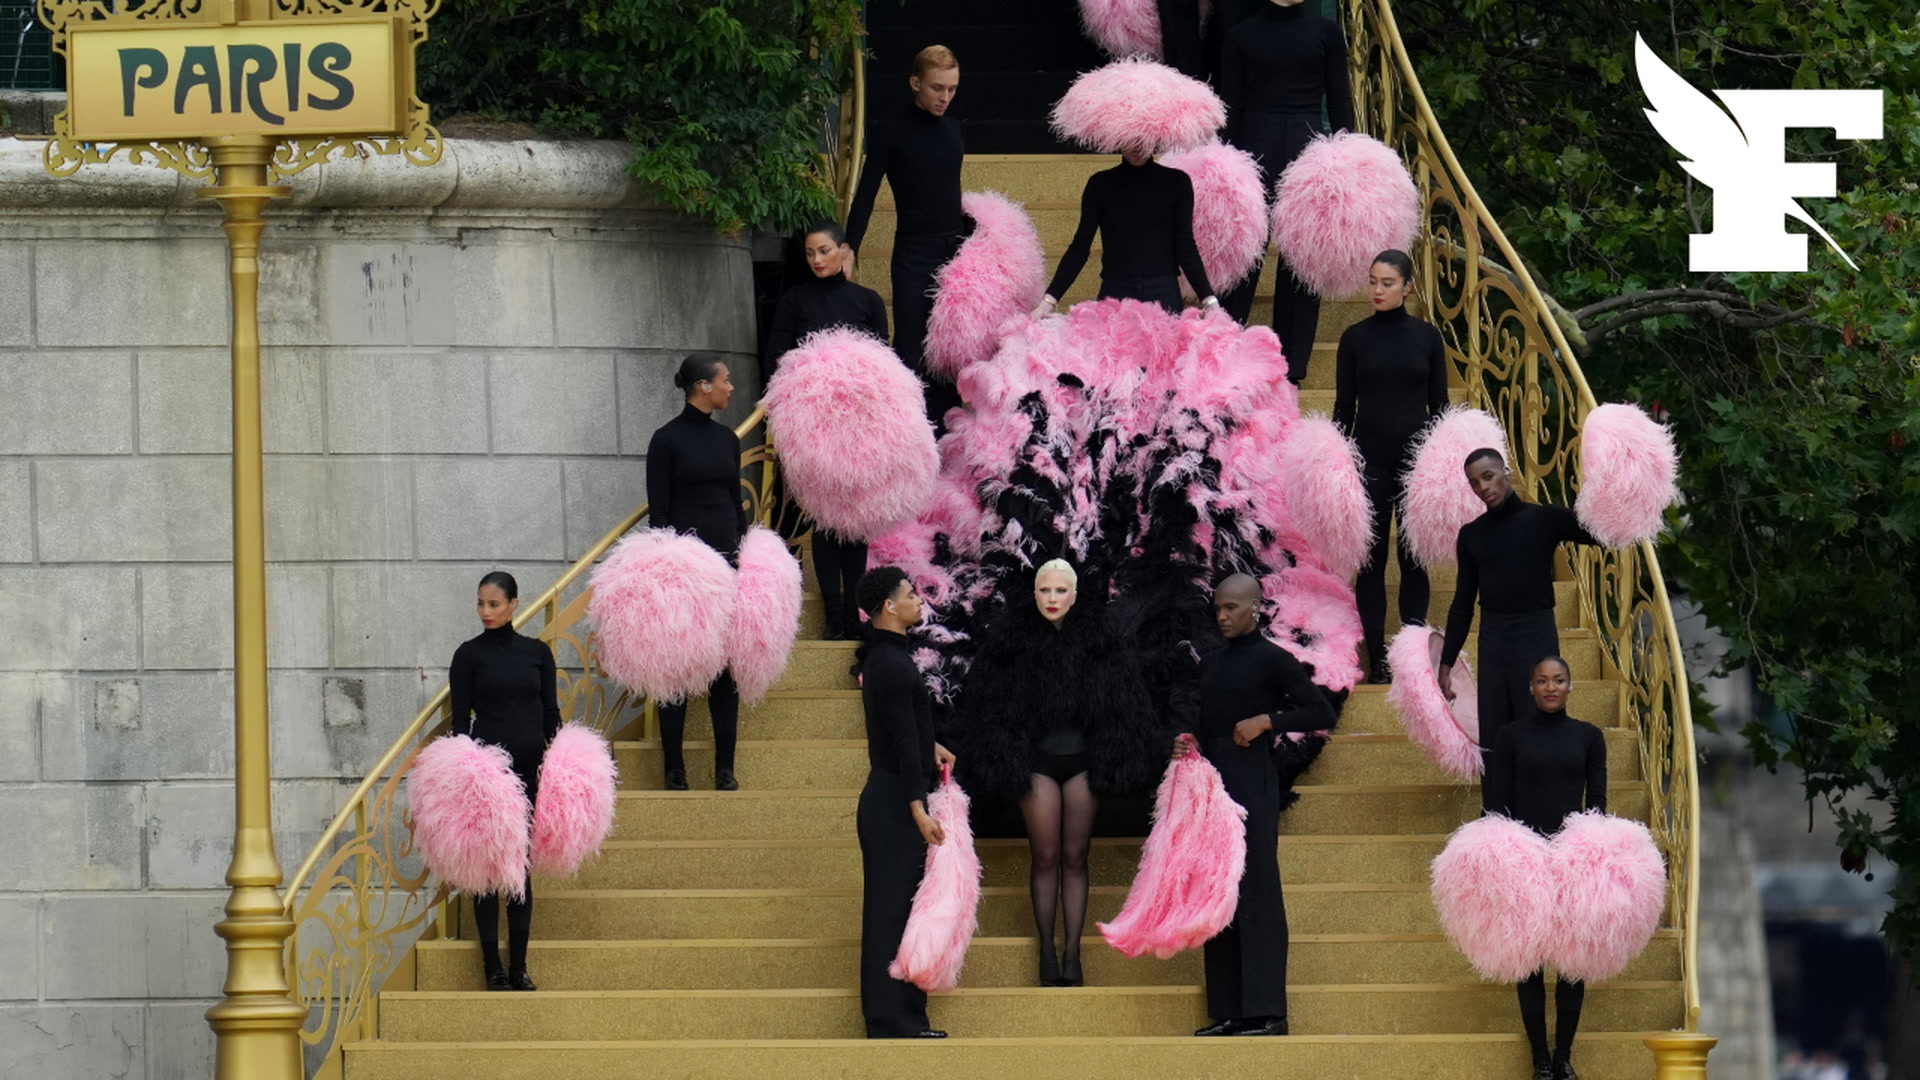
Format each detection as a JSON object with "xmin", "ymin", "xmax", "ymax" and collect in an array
[
  {"xmin": 823, "ymin": 24, "xmax": 868, "ymax": 223},
  {"xmin": 1345, "ymin": 0, "xmax": 1703, "ymax": 1030},
  {"xmin": 281, "ymin": 407, "xmax": 781, "ymax": 1079}
]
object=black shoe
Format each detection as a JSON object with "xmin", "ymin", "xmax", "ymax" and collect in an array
[
  {"xmin": 508, "ymin": 970, "xmax": 537, "ymax": 991},
  {"xmin": 715, "ymin": 769, "xmax": 739, "ymax": 792},
  {"xmin": 1532, "ymin": 1065, "xmax": 1555, "ymax": 1080},
  {"xmin": 1037, "ymin": 944, "xmax": 1062, "ymax": 987},
  {"xmin": 485, "ymin": 969, "xmax": 510, "ymax": 992},
  {"xmin": 913, "ymin": 1030, "xmax": 948, "ymax": 1038},
  {"xmin": 1233, "ymin": 1016, "xmax": 1288, "ymax": 1036},
  {"xmin": 823, "ymin": 619, "xmax": 846, "ymax": 641},
  {"xmin": 1366, "ymin": 660, "xmax": 1392, "ymax": 685},
  {"xmin": 1195, "ymin": 1019, "xmax": 1241, "ymax": 1037},
  {"xmin": 664, "ymin": 766, "xmax": 688, "ymax": 791},
  {"xmin": 1551, "ymin": 1063, "xmax": 1578, "ymax": 1080},
  {"xmin": 1058, "ymin": 950, "xmax": 1083, "ymax": 987}
]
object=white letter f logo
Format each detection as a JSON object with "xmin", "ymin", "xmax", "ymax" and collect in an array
[{"xmin": 1635, "ymin": 33, "xmax": 1882, "ymax": 272}]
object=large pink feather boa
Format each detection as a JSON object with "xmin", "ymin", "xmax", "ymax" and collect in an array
[
  {"xmin": 889, "ymin": 767, "xmax": 983, "ymax": 991},
  {"xmin": 409, "ymin": 734, "xmax": 531, "ymax": 899},
  {"xmin": 531, "ymin": 724, "xmax": 618, "ymax": 878},
  {"xmin": 1099, "ymin": 735, "xmax": 1247, "ymax": 958}
]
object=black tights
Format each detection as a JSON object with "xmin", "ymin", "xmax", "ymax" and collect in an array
[
  {"xmin": 658, "ymin": 671, "xmax": 739, "ymax": 779},
  {"xmin": 1358, "ymin": 471, "xmax": 1430, "ymax": 667},
  {"xmin": 813, "ymin": 532, "xmax": 868, "ymax": 635},
  {"xmin": 1020, "ymin": 772, "xmax": 1098, "ymax": 964},
  {"xmin": 474, "ymin": 877, "xmax": 534, "ymax": 976},
  {"xmin": 1517, "ymin": 971, "xmax": 1586, "ymax": 1068}
]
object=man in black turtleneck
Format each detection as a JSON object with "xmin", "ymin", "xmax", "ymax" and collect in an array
[
  {"xmin": 845, "ymin": 45, "xmax": 965, "ymax": 424},
  {"xmin": 1438, "ymin": 449, "xmax": 1600, "ymax": 758},
  {"xmin": 1187, "ymin": 573, "xmax": 1336, "ymax": 1038}
]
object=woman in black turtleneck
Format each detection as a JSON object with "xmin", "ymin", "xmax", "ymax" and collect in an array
[
  {"xmin": 449, "ymin": 570, "xmax": 561, "ymax": 992},
  {"xmin": 765, "ymin": 222, "xmax": 890, "ymax": 640},
  {"xmin": 1032, "ymin": 144, "xmax": 1221, "ymax": 317},
  {"xmin": 1333, "ymin": 250, "xmax": 1449, "ymax": 682},
  {"xmin": 1484, "ymin": 656, "xmax": 1607, "ymax": 1080},
  {"xmin": 852, "ymin": 566, "xmax": 956, "ymax": 1039},
  {"xmin": 1218, "ymin": 0, "xmax": 1354, "ymax": 383},
  {"xmin": 646, "ymin": 353, "xmax": 750, "ymax": 791}
]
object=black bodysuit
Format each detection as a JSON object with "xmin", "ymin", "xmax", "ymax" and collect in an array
[
  {"xmin": 646, "ymin": 402, "xmax": 747, "ymax": 558},
  {"xmin": 845, "ymin": 101, "xmax": 966, "ymax": 254},
  {"xmin": 762, "ymin": 273, "xmax": 890, "ymax": 377},
  {"xmin": 1047, "ymin": 160, "xmax": 1215, "ymax": 313},
  {"xmin": 1482, "ymin": 707, "xmax": 1607, "ymax": 835},
  {"xmin": 855, "ymin": 629, "xmax": 938, "ymax": 1037}
]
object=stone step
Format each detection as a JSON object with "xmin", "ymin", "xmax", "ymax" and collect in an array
[
  {"xmin": 342, "ymin": 1031, "xmax": 1670, "ymax": 1080},
  {"xmin": 379, "ymin": 982, "xmax": 1683, "ymax": 1042},
  {"xmin": 412, "ymin": 932, "xmax": 1681, "ymax": 992}
]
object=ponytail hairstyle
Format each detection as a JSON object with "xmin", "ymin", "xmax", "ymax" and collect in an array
[
  {"xmin": 478, "ymin": 570, "xmax": 519, "ymax": 600},
  {"xmin": 672, "ymin": 352, "xmax": 727, "ymax": 399},
  {"xmin": 803, "ymin": 219, "xmax": 849, "ymax": 249},
  {"xmin": 1371, "ymin": 248, "xmax": 1415, "ymax": 283}
]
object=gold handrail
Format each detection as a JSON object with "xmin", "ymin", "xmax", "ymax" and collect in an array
[
  {"xmin": 1347, "ymin": 0, "xmax": 1702, "ymax": 1030},
  {"xmin": 282, "ymin": 406, "xmax": 771, "ymax": 1078}
]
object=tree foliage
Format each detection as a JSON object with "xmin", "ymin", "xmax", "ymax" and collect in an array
[
  {"xmin": 1395, "ymin": 0, "xmax": 1920, "ymax": 953},
  {"xmin": 418, "ymin": 0, "xmax": 864, "ymax": 233}
]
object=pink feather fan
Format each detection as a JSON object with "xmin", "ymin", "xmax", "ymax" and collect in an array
[
  {"xmin": 1384, "ymin": 625, "xmax": 1482, "ymax": 781},
  {"xmin": 409, "ymin": 734, "xmax": 531, "ymax": 899},
  {"xmin": 1050, "ymin": 59, "xmax": 1225, "ymax": 156},
  {"xmin": 1099, "ymin": 735, "xmax": 1248, "ymax": 959},
  {"xmin": 1162, "ymin": 139, "xmax": 1270, "ymax": 295},
  {"xmin": 1278, "ymin": 415, "xmax": 1373, "ymax": 580},
  {"xmin": 587, "ymin": 529, "xmax": 735, "ymax": 704},
  {"xmin": 1399, "ymin": 406, "xmax": 1509, "ymax": 569},
  {"xmin": 890, "ymin": 765, "xmax": 983, "ymax": 991},
  {"xmin": 1545, "ymin": 810, "xmax": 1667, "ymax": 984},
  {"xmin": 925, "ymin": 191, "xmax": 1047, "ymax": 380},
  {"xmin": 531, "ymin": 724, "xmax": 618, "ymax": 879},
  {"xmin": 1078, "ymin": 0, "xmax": 1160, "ymax": 59},
  {"xmin": 1430, "ymin": 814, "xmax": 1556, "ymax": 982},
  {"xmin": 764, "ymin": 327, "xmax": 939, "ymax": 541},
  {"xmin": 1270, "ymin": 132, "xmax": 1420, "ymax": 298},
  {"xmin": 1575, "ymin": 403, "xmax": 1679, "ymax": 549},
  {"xmin": 729, "ymin": 526, "xmax": 804, "ymax": 705}
]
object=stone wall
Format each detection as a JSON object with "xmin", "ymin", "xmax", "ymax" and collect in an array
[{"xmin": 0, "ymin": 135, "xmax": 758, "ymax": 1078}]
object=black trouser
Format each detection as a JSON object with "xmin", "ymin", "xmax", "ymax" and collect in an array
[
  {"xmin": 1475, "ymin": 609, "xmax": 1560, "ymax": 756},
  {"xmin": 858, "ymin": 767, "xmax": 932, "ymax": 1037},
  {"xmin": 815, "ymin": 530, "xmax": 869, "ymax": 635},
  {"xmin": 1201, "ymin": 736, "xmax": 1288, "ymax": 1020},
  {"xmin": 473, "ymin": 757, "xmax": 540, "ymax": 977},
  {"xmin": 1358, "ymin": 464, "xmax": 1429, "ymax": 669},
  {"xmin": 658, "ymin": 671, "xmax": 739, "ymax": 780},
  {"xmin": 891, "ymin": 231, "xmax": 965, "ymax": 431},
  {"xmin": 1100, "ymin": 275, "xmax": 1185, "ymax": 316},
  {"xmin": 1158, "ymin": 0, "xmax": 1205, "ymax": 79},
  {"xmin": 1223, "ymin": 111, "xmax": 1327, "ymax": 384}
]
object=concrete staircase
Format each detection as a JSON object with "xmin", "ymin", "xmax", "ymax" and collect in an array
[{"xmin": 341, "ymin": 156, "xmax": 1683, "ymax": 1078}]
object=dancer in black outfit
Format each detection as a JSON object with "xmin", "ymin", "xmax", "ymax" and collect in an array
[
  {"xmin": 1437, "ymin": 449, "xmax": 1600, "ymax": 758},
  {"xmin": 845, "ymin": 45, "xmax": 965, "ymax": 424},
  {"xmin": 1218, "ymin": 0, "xmax": 1354, "ymax": 383},
  {"xmin": 1484, "ymin": 656, "xmax": 1607, "ymax": 1080},
  {"xmin": 852, "ymin": 566, "xmax": 956, "ymax": 1039},
  {"xmin": 1333, "ymin": 250, "xmax": 1449, "ymax": 682},
  {"xmin": 646, "ymin": 353, "xmax": 749, "ymax": 792},
  {"xmin": 956, "ymin": 560, "xmax": 1162, "ymax": 988},
  {"xmin": 1033, "ymin": 145, "xmax": 1222, "ymax": 317},
  {"xmin": 449, "ymin": 570, "xmax": 561, "ymax": 992},
  {"xmin": 764, "ymin": 221, "xmax": 891, "ymax": 640},
  {"xmin": 1186, "ymin": 574, "xmax": 1336, "ymax": 1037}
]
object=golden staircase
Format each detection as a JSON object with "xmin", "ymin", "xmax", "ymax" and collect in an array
[{"xmin": 283, "ymin": 1, "xmax": 1703, "ymax": 1075}]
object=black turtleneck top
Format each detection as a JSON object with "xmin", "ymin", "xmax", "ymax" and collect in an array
[
  {"xmin": 1440, "ymin": 497, "xmax": 1599, "ymax": 666},
  {"xmin": 646, "ymin": 403, "xmax": 747, "ymax": 558},
  {"xmin": 449, "ymin": 624, "xmax": 562, "ymax": 767},
  {"xmin": 1483, "ymin": 707, "xmax": 1607, "ymax": 834},
  {"xmin": 1196, "ymin": 632, "xmax": 1336, "ymax": 742},
  {"xmin": 1219, "ymin": 2, "xmax": 1355, "ymax": 137},
  {"xmin": 1333, "ymin": 305, "xmax": 1450, "ymax": 472},
  {"xmin": 858, "ymin": 629, "xmax": 938, "ymax": 806},
  {"xmin": 845, "ymin": 100, "xmax": 966, "ymax": 252},
  {"xmin": 1046, "ymin": 160, "xmax": 1214, "ymax": 300},
  {"xmin": 763, "ymin": 274, "xmax": 890, "ymax": 377}
]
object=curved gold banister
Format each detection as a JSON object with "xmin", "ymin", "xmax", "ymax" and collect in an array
[{"xmin": 1347, "ymin": 0, "xmax": 1702, "ymax": 1030}]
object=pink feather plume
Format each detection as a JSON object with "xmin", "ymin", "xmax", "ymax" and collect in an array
[
  {"xmin": 1399, "ymin": 406, "xmax": 1509, "ymax": 569},
  {"xmin": 1050, "ymin": 59, "xmax": 1225, "ymax": 156},
  {"xmin": 1430, "ymin": 814, "xmax": 1556, "ymax": 982},
  {"xmin": 409, "ymin": 734, "xmax": 530, "ymax": 899},
  {"xmin": 926, "ymin": 191, "xmax": 1047, "ymax": 380},
  {"xmin": 1546, "ymin": 810, "xmax": 1667, "ymax": 984},
  {"xmin": 1270, "ymin": 132, "xmax": 1420, "ymax": 298},
  {"xmin": 1077, "ymin": 0, "xmax": 1161, "ymax": 59},
  {"xmin": 1385, "ymin": 625, "xmax": 1482, "ymax": 780},
  {"xmin": 587, "ymin": 529, "xmax": 735, "ymax": 703},
  {"xmin": 1279, "ymin": 415, "xmax": 1374, "ymax": 580},
  {"xmin": 531, "ymin": 724, "xmax": 618, "ymax": 878},
  {"xmin": 1162, "ymin": 139, "xmax": 1270, "ymax": 294},
  {"xmin": 729, "ymin": 526, "xmax": 804, "ymax": 704},
  {"xmin": 890, "ymin": 768, "xmax": 983, "ymax": 991},
  {"xmin": 1099, "ymin": 735, "xmax": 1247, "ymax": 958},
  {"xmin": 1575, "ymin": 403, "xmax": 1679, "ymax": 549},
  {"xmin": 1270, "ymin": 564, "xmax": 1365, "ymax": 692}
]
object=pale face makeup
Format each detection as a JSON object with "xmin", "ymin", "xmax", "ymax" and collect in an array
[{"xmin": 1035, "ymin": 571, "xmax": 1077, "ymax": 626}]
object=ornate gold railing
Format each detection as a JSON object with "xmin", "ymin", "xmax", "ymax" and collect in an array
[
  {"xmin": 1346, "ymin": 0, "xmax": 1703, "ymax": 1031},
  {"xmin": 823, "ymin": 27, "xmax": 869, "ymax": 222},
  {"xmin": 281, "ymin": 407, "xmax": 781, "ymax": 1079}
]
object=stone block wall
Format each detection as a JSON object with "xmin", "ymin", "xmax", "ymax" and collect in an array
[{"xmin": 0, "ymin": 135, "xmax": 759, "ymax": 1078}]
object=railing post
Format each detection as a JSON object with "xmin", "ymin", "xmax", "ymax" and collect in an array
[{"xmin": 1645, "ymin": 1033, "xmax": 1716, "ymax": 1077}]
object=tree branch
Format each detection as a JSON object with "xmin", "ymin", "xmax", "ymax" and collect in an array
[{"xmin": 1584, "ymin": 300, "xmax": 1819, "ymax": 344}]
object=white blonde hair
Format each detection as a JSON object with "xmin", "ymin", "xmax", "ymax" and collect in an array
[{"xmin": 1035, "ymin": 558, "xmax": 1078, "ymax": 590}]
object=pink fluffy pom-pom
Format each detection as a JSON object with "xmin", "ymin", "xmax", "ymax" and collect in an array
[
  {"xmin": 1546, "ymin": 811, "xmax": 1667, "ymax": 984},
  {"xmin": 1576, "ymin": 403, "xmax": 1679, "ymax": 549},
  {"xmin": 1271, "ymin": 564, "xmax": 1365, "ymax": 693},
  {"xmin": 1099, "ymin": 736, "xmax": 1247, "ymax": 959},
  {"xmin": 1078, "ymin": 0, "xmax": 1160, "ymax": 59},
  {"xmin": 765, "ymin": 328, "xmax": 939, "ymax": 540},
  {"xmin": 1162, "ymin": 139, "xmax": 1270, "ymax": 294},
  {"xmin": 1270, "ymin": 132, "xmax": 1420, "ymax": 298},
  {"xmin": 729, "ymin": 527, "xmax": 804, "ymax": 705},
  {"xmin": 1050, "ymin": 58, "xmax": 1225, "ymax": 156},
  {"xmin": 1385, "ymin": 625, "xmax": 1482, "ymax": 780},
  {"xmin": 890, "ymin": 769, "xmax": 982, "ymax": 991},
  {"xmin": 1399, "ymin": 407, "xmax": 1509, "ymax": 569},
  {"xmin": 926, "ymin": 191, "xmax": 1047, "ymax": 380},
  {"xmin": 587, "ymin": 529, "xmax": 735, "ymax": 703},
  {"xmin": 409, "ymin": 734, "xmax": 530, "ymax": 899},
  {"xmin": 1279, "ymin": 416, "xmax": 1374, "ymax": 579},
  {"xmin": 531, "ymin": 724, "xmax": 618, "ymax": 878},
  {"xmin": 1431, "ymin": 814, "xmax": 1556, "ymax": 982}
]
